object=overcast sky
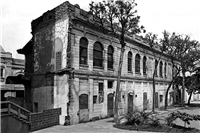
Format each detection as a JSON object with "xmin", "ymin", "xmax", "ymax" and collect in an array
[{"xmin": 1, "ymin": 0, "xmax": 200, "ymax": 59}]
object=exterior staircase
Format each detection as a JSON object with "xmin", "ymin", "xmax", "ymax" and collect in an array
[{"xmin": 1, "ymin": 101, "xmax": 30, "ymax": 133}]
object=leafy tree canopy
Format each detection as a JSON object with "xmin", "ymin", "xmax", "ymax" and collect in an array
[{"xmin": 89, "ymin": 0, "xmax": 145, "ymax": 46}]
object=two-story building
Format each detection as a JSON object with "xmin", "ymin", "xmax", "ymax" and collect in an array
[{"xmin": 18, "ymin": 1, "xmax": 179, "ymax": 125}]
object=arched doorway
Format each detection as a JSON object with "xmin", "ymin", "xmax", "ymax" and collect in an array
[
  {"xmin": 79, "ymin": 94, "xmax": 89, "ymax": 123},
  {"xmin": 107, "ymin": 93, "xmax": 114, "ymax": 117}
]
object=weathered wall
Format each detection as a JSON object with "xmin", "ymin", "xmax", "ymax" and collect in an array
[
  {"xmin": 1, "ymin": 115, "xmax": 29, "ymax": 133},
  {"xmin": 33, "ymin": 16, "xmax": 69, "ymax": 74},
  {"xmin": 32, "ymin": 14, "xmax": 70, "ymax": 116},
  {"xmin": 54, "ymin": 74, "xmax": 69, "ymax": 124},
  {"xmin": 32, "ymin": 74, "xmax": 54, "ymax": 112}
]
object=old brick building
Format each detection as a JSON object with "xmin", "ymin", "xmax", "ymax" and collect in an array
[{"xmin": 18, "ymin": 1, "xmax": 179, "ymax": 125}]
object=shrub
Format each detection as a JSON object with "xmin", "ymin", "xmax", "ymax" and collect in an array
[
  {"xmin": 125, "ymin": 111, "xmax": 151, "ymax": 126},
  {"xmin": 148, "ymin": 116, "xmax": 162, "ymax": 127}
]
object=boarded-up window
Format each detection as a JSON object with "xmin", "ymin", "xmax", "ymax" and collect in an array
[{"xmin": 56, "ymin": 51, "xmax": 62, "ymax": 70}]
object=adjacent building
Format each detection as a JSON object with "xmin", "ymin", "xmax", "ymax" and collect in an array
[
  {"xmin": 0, "ymin": 45, "xmax": 25, "ymax": 106},
  {"xmin": 18, "ymin": 1, "xmax": 179, "ymax": 125}
]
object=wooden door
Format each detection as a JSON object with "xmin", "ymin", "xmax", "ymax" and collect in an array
[
  {"xmin": 128, "ymin": 93, "xmax": 133, "ymax": 113},
  {"xmin": 107, "ymin": 93, "xmax": 114, "ymax": 117},
  {"xmin": 143, "ymin": 92, "xmax": 148, "ymax": 111},
  {"xmin": 79, "ymin": 94, "xmax": 89, "ymax": 123}
]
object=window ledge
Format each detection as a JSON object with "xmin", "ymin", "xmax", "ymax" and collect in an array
[
  {"xmin": 80, "ymin": 64, "xmax": 89, "ymax": 68},
  {"xmin": 135, "ymin": 72, "xmax": 141, "ymax": 75},
  {"xmin": 93, "ymin": 66, "xmax": 104, "ymax": 70},
  {"xmin": 108, "ymin": 68, "xmax": 114, "ymax": 71},
  {"xmin": 143, "ymin": 73, "xmax": 147, "ymax": 76},
  {"xmin": 128, "ymin": 71, "xmax": 133, "ymax": 74}
]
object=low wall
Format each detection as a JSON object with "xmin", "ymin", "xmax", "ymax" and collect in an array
[
  {"xmin": 1, "ymin": 115, "xmax": 29, "ymax": 133},
  {"xmin": 30, "ymin": 108, "xmax": 61, "ymax": 131}
]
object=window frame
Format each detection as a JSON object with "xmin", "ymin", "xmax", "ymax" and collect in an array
[
  {"xmin": 159, "ymin": 61, "xmax": 163, "ymax": 78},
  {"xmin": 93, "ymin": 42, "xmax": 103, "ymax": 68},
  {"xmin": 155, "ymin": 60, "xmax": 158, "ymax": 77},
  {"xmin": 164, "ymin": 62, "xmax": 167, "ymax": 78},
  {"xmin": 107, "ymin": 45, "xmax": 114, "ymax": 69},
  {"xmin": 79, "ymin": 37, "xmax": 88, "ymax": 65},
  {"xmin": 135, "ymin": 54, "xmax": 141, "ymax": 74},
  {"xmin": 143, "ymin": 56, "xmax": 147, "ymax": 75},
  {"xmin": 128, "ymin": 51, "xmax": 132, "ymax": 72}
]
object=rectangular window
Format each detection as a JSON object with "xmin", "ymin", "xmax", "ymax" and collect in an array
[
  {"xmin": 93, "ymin": 95, "xmax": 97, "ymax": 104},
  {"xmin": 56, "ymin": 52, "xmax": 62, "ymax": 70},
  {"xmin": 108, "ymin": 81, "xmax": 113, "ymax": 89},
  {"xmin": 99, "ymin": 83, "xmax": 104, "ymax": 103}
]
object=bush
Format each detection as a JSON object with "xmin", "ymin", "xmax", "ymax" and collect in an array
[
  {"xmin": 148, "ymin": 116, "xmax": 162, "ymax": 127},
  {"xmin": 125, "ymin": 111, "xmax": 151, "ymax": 126}
]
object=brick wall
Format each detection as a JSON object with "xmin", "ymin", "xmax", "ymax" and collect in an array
[{"xmin": 30, "ymin": 108, "xmax": 61, "ymax": 131}]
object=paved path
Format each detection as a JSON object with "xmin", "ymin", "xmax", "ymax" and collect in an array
[
  {"xmin": 33, "ymin": 106, "xmax": 200, "ymax": 133},
  {"xmin": 33, "ymin": 118, "xmax": 156, "ymax": 133},
  {"xmin": 174, "ymin": 107, "xmax": 200, "ymax": 130}
]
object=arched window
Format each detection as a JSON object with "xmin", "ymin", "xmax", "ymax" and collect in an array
[
  {"xmin": 155, "ymin": 60, "xmax": 158, "ymax": 77},
  {"xmin": 128, "ymin": 51, "xmax": 132, "ymax": 72},
  {"xmin": 107, "ymin": 45, "xmax": 114, "ymax": 69},
  {"xmin": 164, "ymin": 62, "xmax": 167, "ymax": 78},
  {"xmin": 159, "ymin": 61, "xmax": 163, "ymax": 77},
  {"xmin": 93, "ymin": 42, "xmax": 103, "ymax": 67},
  {"xmin": 79, "ymin": 37, "xmax": 88, "ymax": 65},
  {"xmin": 135, "ymin": 54, "xmax": 140, "ymax": 73},
  {"xmin": 143, "ymin": 56, "xmax": 147, "ymax": 75}
]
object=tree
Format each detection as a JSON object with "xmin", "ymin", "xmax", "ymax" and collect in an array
[
  {"xmin": 89, "ymin": 0, "xmax": 145, "ymax": 123},
  {"xmin": 161, "ymin": 31, "xmax": 200, "ymax": 107},
  {"xmin": 144, "ymin": 32, "xmax": 166, "ymax": 113},
  {"xmin": 185, "ymin": 68, "xmax": 200, "ymax": 105},
  {"xmin": 160, "ymin": 31, "xmax": 181, "ymax": 110}
]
